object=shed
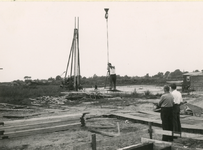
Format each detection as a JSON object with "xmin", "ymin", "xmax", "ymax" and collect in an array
[{"xmin": 183, "ymin": 72, "xmax": 203, "ymax": 91}]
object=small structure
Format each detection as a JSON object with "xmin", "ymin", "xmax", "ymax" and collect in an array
[{"xmin": 182, "ymin": 72, "xmax": 203, "ymax": 92}]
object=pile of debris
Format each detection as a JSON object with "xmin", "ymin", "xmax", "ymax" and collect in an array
[
  {"xmin": 65, "ymin": 92, "xmax": 113, "ymax": 100},
  {"xmin": 30, "ymin": 96, "xmax": 67, "ymax": 105},
  {"xmin": 29, "ymin": 92, "xmax": 113, "ymax": 105},
  {"xmin": 153, "ymin": 102, "xmax": 203, "ymax": 117},
  {"xmin": 180, "ymin": 103, "xmax": 203, "ymax": 117}
]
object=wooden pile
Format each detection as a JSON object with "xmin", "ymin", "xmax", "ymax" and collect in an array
[{"xmin": 0, "ymin": 113, "xmax": 82, "ymax": 139}]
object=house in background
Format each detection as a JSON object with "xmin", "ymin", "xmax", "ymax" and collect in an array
[{"xmin": 182, "ymin": 72, "xmax": 203, "ymax": 92}]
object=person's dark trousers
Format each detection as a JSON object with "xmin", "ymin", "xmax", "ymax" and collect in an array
[
  {"xmin": 110, "ymin": 74, "xmax": 116, "ymax": 90},
  {"xmin": 173, "ymin": 104, "xmax": 181, "ymax": 139},
  {"xmin": 161, "ymin": 107, "xmax": 173, "ymax": 142}
]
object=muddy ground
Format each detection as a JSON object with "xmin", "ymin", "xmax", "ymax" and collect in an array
[{"xmin": 0, "ymin": 92, "xmax": 203, "ymax": 150}]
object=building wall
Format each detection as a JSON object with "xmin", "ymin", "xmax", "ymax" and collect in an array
[{"xmin": 190, "ymin": 76, "xmax": 203, "ymax": 91}]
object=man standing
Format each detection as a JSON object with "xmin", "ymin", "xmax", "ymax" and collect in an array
[
  {"xmin": 158, "ymin": 85, "xmax": 174, "ymax": 141},
  {"xmin": 107, "ymin": 63, "xmax": 116, "ymax": 90},
  {"xmin": 170, "ymin": 83, "xmax": 183, "ymax": 138}
]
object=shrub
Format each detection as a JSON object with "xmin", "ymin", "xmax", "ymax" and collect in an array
[{"xmin": 144, "ymin": 90, "xmax": 151, "ymax": 96}]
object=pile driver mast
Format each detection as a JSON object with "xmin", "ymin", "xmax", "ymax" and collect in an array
[{"xmin": 63, "ymin": 17, "xmax": 81, "ymax": 91}]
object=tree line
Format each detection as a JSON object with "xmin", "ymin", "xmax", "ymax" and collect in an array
[
  {"xmin": 8, "ymin": 69, "xmax": 201, "ymax": 88},
  {"xmin": 56, "ymin": 69, "xmax": 201, "ymax": 88}
]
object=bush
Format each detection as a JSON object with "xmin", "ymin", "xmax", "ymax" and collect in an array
[{"xmin": 144, "ymin": 90, "xmax": 151, "ymax": 96}]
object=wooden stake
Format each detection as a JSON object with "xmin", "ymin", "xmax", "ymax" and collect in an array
[
  {"xmin": 117, "ymin": 122, "xmax": 120, "ymax": 135},
  {"xmin": 148, "ymin": 122, "xmax": 152, "ymax": 139},
  {"xmin": 91, "ymin": 134, "xmax": 96, "ymax": 150}
]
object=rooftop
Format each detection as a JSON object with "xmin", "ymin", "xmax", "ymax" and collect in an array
[{"xmin": 183, "ymin": 72, "xmax": 203, "ymax": 76}]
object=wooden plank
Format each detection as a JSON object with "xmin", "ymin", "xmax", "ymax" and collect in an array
[
  {"xmin": 141, "ymin": 138, "xmax": 172, "ymax": 150},
  {"xmin": 1, "ymin": 119, "xmax": 78, "ymax": 132},
  {"xmin": 92, "ymin": 134, "xmax": 96, "ymax": 150},
  {"xmin": 3, "ymin": 113, "xmax": 82, "ymax": 126},
  {"xmin": 0, "ymin": 123, "xmax": 81, "ymax": 139},
  {"xmin": 110, "ymin": 113, "xmax": 203, "ymax": 132},
  {"xmin": 110, "ymin": 113, "xmax": 162, "ymax": 124},
  {"xmin": 1, "ymin": 117, "xmax": 80, "ymax": 129},
  {"xmin": 141, "ymin": 137, "xmax": 172, "ymax": 145},
  {"xmin": 138, "ymin": 110, "xmax": 189, "ymax": 118},
  {"xmin": 153, "ymin": 129, "xmax": 203, "ymax": 140},
  {"xmin": 117, "ymin": 142, "xmax": 153, "ymax": 150}
]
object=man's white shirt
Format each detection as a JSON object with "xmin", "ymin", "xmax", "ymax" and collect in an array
[
  {"xmin": 171, "ymin": 89, "xmax": 183, "ymax": 104},
  {"xmin": 110, "ymin": 67, "xmax": 116, "ymax": 75}
]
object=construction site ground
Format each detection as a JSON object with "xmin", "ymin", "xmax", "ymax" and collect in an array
[{"xmin": 0, "ymin": 90, "xmax": 203, "ymax": 150}]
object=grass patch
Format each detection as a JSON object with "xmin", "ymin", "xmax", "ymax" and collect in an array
[{"xmin": 0, "ymin": 85, "xmax": 64, "ymax": 105}]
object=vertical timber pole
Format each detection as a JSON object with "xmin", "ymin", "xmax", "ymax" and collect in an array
[
  {"xmin": 77, "ymin": 17, "xmax": 80, "ymax": 88},
  {"xmin": 148, "ymin": 122, "xmax": 153, "ymax": 139},
  {"xmin": 104, "ymin": 8, "xmax": 109, "ymax": 89},
  {"xmin": 92, "ymin": 134, "xmax": 96, "ymax": 150},
  {"xmin": 73, "ymin": 17, "xmax": 77, "ymax": 90},
  {"xmin": 70, "ymin": 41, "xmax": 74, "ymax": 77},
  {"xmin": 104, "ymin": 8, "xmax": 109, "ymax": 64},
  {"xmin": 65, "ymin": 32, "xmax": 75, "ymax": 81}
]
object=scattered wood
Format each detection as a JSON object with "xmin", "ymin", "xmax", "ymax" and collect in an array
[
  {"xmin": 64, "ymin": 92, "xmax": 113, "ymax": 101},
  {"xmin": 0, "ymin": 123, "xmax": 81, "ymax": 139}
]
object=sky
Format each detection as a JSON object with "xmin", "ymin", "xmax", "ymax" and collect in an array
[{"xmin": 1, "ymin": 2, "xmax": 203, "ymax": 82}]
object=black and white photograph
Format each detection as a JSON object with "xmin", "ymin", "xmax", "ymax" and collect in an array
[{"xmin": 0, "ymin": 1, "xmax": 203, "ymax": 150}]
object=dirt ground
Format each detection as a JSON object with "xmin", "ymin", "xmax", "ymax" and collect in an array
[{"xmin": 0, "ymin": 92, "xmax": 203, "ymax": 150}]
